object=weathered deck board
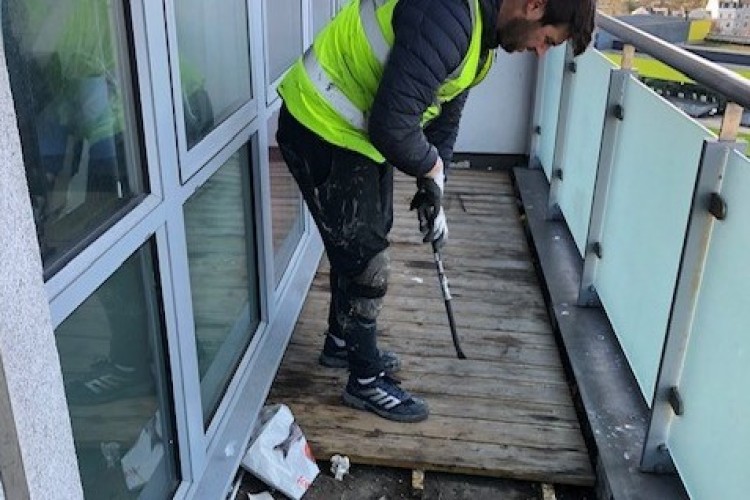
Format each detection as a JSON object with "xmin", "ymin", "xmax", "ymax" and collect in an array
[{"xmin": 267, "ymin": 168, "xmax": 594, "ymax": 486}]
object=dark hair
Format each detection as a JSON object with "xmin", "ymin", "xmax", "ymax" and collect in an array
[{"xmin": 542, "ymin": 0, "xmax": 596, "ymax": 55}]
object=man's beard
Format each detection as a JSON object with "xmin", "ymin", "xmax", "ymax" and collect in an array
[{"xmin": 496, "ymin": 17, "xmax": 538, "ymax": 53}]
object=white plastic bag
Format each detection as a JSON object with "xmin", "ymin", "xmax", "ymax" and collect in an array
[
  {"xmin": 121, "ymin": 412, "xmax": 164, "ymax": 491},
  {"xmin": 241, "ymin": 404, "xmax": 319, "ymax": 500}
]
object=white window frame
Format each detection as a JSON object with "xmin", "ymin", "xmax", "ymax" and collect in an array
[{"xmin": 42, "ymin": 0, "xmax": 325, "ymax": 496}]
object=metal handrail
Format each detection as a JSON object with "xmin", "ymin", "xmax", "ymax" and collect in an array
[{"xmin": 596, "ymin": 12, "xmax": 750, "ymax": 110}]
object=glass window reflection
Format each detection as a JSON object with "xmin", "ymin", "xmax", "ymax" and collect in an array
[
  {"xmin": 1, "ymin": 0, "xmax": 146, "ymax": 274},
  {"xmin": 56, "ymin": 243, "xmax": 179, "ymax": 499},
  {"xmin": 266, "ymin": 0, "xmax": 303, "ymax": 83},
  {"xmin": 268, "ymin": 110, "xmax": 305, "ymax": 285},
  {"xmin": 184, "ymin": 146, "xmax": 260, "ymax": 425},
  {"xmin": 312, "ymin": 0, "xmax": 333, "ymax": 37},
  {"xmin": 174, "ymin": 0, "xmax": 252, "ymax": 149}
]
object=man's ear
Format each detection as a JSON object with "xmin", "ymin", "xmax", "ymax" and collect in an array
[{"xmin": 524, "ymin": 0, "xmax": 547, "ymax": 21}]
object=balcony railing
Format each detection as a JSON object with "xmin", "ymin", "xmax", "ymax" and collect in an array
[{"xmin": 528, "ymin": 12, "xmax": 750, "ymax": 499}]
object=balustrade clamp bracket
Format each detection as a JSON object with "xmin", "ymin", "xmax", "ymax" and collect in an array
[
  {"xmin": 534, "ymin": 125, "xmax": 542, "ymax": 135},
  {"xmin": 530, "ymin": 155, "xmax": 543, "ymax": 170},
  {"xmin": 547, "ymin": 203, "xmax": 563, "ymax": 220},
  {"xmin": 567, "ymin": 61, "xmax": 577, "ymax": 73},
  {"xmin": 553, "ymin": 168, "xmax": 564, "ymax": 181},
  {"xmin": 612, "ymin": 104, "xmax": 625, "ymax": 121},
  {"xmin": 582, "ymin": 284, "xmax": 600, "ymax": 307},
  {"xmin": 650, "ymin": 443, "xmax": 676, "ymax": 474},
  {"xmin": 591, "ymin": 242, "xmax": 603, "ymax": 259},
  {"xmin": 707, "ymin": 192, "xmax": 727, "ymax": 220},
  {"xmin": 668, "ymin": 386, "xmax": 684, "ymax": 416}
]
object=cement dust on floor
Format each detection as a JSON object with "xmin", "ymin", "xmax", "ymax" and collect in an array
[{"xmin": 238, "ymin": 463, "xmax": 595, "ymax": 500}]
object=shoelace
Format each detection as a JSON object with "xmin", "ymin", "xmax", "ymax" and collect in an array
[{"xmin": 376, "ymin": 374, "xmax": 409, "ymax": 402}]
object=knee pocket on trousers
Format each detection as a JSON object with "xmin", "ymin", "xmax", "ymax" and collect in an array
[
  {"xmin": 351, "ymin": 296, "xmax": 384, "ymax": 321},
  {"xmin": 351, "ymin": 249, "xmax": 390, "ymax": 298}
]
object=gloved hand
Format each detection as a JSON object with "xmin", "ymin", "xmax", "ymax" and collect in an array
[{"xmin": 410, "ymin": 162, "xmax": 448, "ymax": 249}]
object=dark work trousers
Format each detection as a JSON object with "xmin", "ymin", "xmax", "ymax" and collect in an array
[{"xmin": 277, "ymin": 104, "xmax": 393, "ymax": 378}]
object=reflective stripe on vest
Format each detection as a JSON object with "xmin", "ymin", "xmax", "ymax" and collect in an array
[
  {"xmin": 302, "ymin": 50, "xmax": 368, "ymax": 130},
  {"xmin": 362, "ymin": 0, "xmax": 390, "ymax": 65},
  {"xmin": 305, "ymin": 0, "xmax": 480, "ymax": 131}
]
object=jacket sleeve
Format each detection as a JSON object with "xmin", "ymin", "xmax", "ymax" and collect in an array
[
  {"xmin": 368, "ymin": 0, "xmax": 472, "ymax": 177},
  {"xmin": 424, "ymin": 89, "xmax": 469, "ymax": 167}
]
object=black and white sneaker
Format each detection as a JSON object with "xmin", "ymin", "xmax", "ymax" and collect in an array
[
  {"xmin": 318, "ymin": 333, "xmax": 401, "ymax": 373},
  {"xmin": 342, "ymin": 373, "xmax": 429, "ymax": 423}
]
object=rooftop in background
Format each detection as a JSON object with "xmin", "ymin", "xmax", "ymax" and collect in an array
[
  {"xmin": 687, "ymin": 40, "xmax": 750, "ymax": 55},
  {"xmin": 596, "ymin": 14, "xmax": 750, "ymax": 68},
  {"xmin": 596, "ymin": 0, "xmax": 707, "ymax": 16}
]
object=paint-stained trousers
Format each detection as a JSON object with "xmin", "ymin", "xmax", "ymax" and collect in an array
[{"xmin": 276, "ymin": 105, "xmax": 393, "ymax": 378}]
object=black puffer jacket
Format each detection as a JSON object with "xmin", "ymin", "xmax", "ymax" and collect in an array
[{"xmin": 368, "ymin": 0, "xmax": 500, "ymax": 176}]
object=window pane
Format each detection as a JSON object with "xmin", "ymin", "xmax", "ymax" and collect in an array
[
  {"xmin": 2, "ymin": 0, "xmax": 145, "ymax": 273},
  {"xmin": 335, "ymin": 0, "xmax": 351, "ymax": 13},
  {"xmin": 266, "ymin": 0, "xmax": 303, "ymax": 83},
  {"xmin": 312, "ymin": 0, "xmax": 332, "ymax": 37},
  {"xmin": 268, "ymin": 110, "xmax": 304, "ymax": 285},
  {"xmin": 56, "ymin": 243, "xmax": 179, "ymax": 499},
  {"xmin": 184, "ymin": 146, "xmax": 260, "ymax": 425},
  {"xmin": 175, "ymin": 0, "xmax": 252, "ymax": 149}
]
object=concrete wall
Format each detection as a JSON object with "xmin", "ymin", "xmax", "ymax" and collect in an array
[
  {"xmin": 0, "ymin": 37, "xmax": 83, "ymax": 499},
  {"xmin": 455, "ymin": 51, "xmax": 537, "ymax": 155}
]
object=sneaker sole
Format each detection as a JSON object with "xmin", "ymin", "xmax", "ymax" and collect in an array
[
  {"xmin": 319, "ymin": 353, "xmax": 402, "ymax": 373},
  {"xmin": 341, "ymin": 391, "xmax": 428, "ymax": 423},
  {"xmin": 318, "ymin": 353, "xmax": 349, "ymax": 369}
]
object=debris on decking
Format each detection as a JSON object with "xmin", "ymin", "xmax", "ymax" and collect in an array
[{"xmin": 268, "ymin": 169, "xmax": 594, "ymax": 486}]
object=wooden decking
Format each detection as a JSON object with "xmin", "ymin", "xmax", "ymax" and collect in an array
[{"xmin": 267, "ymin": 168, "xmax": 594, "ymax": 486}]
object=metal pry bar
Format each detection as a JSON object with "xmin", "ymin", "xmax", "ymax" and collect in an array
[{"xmin": 431, "ymin": 242, "xmax": 466, "ymax": 359}]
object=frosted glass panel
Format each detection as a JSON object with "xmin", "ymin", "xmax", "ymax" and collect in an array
[
  {"xmin": 556, "ymin": 50, "xmax": 614, "ymax": 255},
  {"xmin": 594, "ymin": 77, "xmax": 713, "ymax": 401},
  {"xmin": 668, "ymin": 150, "xmax": 750, "ymax": 500},
  {"xmin": 535, "ymin": 44, "xmax": 566, "ymax": 179}
]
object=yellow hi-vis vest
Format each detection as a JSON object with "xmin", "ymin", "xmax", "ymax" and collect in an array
[{"xmin": 278, "ymin": 0, "xmax": 494, "ymax": 164}]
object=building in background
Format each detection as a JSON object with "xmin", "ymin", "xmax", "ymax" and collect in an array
[
  {"xmin": 595, "ymin": 4, "xmax": 750, "ymax": 128},
  {"xmin": 711, "ymin": 0, "xmax": 750, "ymax": 41}
]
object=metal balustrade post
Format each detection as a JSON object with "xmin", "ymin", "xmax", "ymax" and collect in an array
[
  {"xmin": 641, "ymin": 104, "xmax": 745, "ymax": 473},
  {"xmin": 577, "ymin": 68, "xmax": 632, "ymax": 307},
  {"xmin": 546, "ymin": 44, "xmax": 576, "ymax": 220}
]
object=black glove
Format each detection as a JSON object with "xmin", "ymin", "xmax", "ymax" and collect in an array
[{"xmin": 409, "ymin": 176, "xmax": 448, "ymax": 249}]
